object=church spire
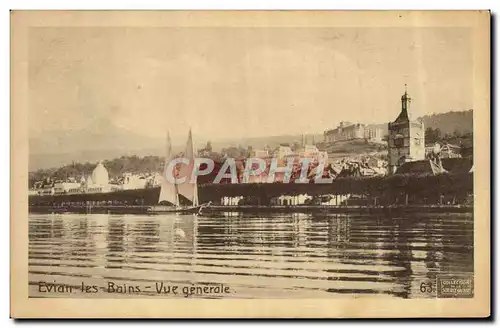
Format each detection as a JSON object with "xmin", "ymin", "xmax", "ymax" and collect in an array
[
  {"xmin": 395, "ymin": 84, "xmax": 411, "ymax": 122},
  {"xmin": 401, "ymin": 84, "xmax": 412, "ymax": 112}
]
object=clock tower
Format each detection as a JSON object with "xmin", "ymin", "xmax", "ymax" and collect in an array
[{"xmin": 387, "ymin": 85, "xmax": 425, "ymax": 175}]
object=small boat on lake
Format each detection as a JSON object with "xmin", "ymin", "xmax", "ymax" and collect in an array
[{"xmin": 147, "ymin": 203, "xmax": 211, "ymax": 214}]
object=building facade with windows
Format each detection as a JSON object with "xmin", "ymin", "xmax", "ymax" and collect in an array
[
  {"xmin": 324, "ymin": 122, "xmax": 383, "ymax": 143},
  {"xmin": 387, "ymin": 86, "xmax": 425, "ymax": 175},
  {"xmin": 54, "ymin": 182, "xmax": 82, "ymax": 195}
]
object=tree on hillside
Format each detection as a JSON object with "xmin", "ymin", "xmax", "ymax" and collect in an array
[
  {"xmin": 425, "ymin": 127, "xmax": 442, "ymax": 145},
  {"xmin": 28, "ymin": 155, "xmax": 164, "ymax": 187},
  {"xmin": 420, "ymin": 109, "xmax": 473, "ymax": 135}
]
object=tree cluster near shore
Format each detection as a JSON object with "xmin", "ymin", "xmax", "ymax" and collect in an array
[{"xmin": 29, "ymin": 155, "xmax": 164, "ymax": 188}]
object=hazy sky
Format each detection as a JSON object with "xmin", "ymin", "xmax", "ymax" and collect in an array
[{"xmin": 29, "ymin": 27, "xmax": 472, "ymax": 139}]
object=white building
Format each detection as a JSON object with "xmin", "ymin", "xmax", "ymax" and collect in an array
[
  {"xmin": 221, "ymin": 196, "xmax": 244, "ymax": 206},
  {"xmin": 324, "ymin": 121, "xmax": 383, "ymax": 144},
  {"xmin": 252, "ymin": 149, "xmax": 270, "ymax": 158},
  {"xmin": 147, "ymin": 172, "xmax": 163, "ymax": 187},
  {"xmin": 91, "ymin": 161, "xmax": 109, "ymax": 185},
  {"xmin": 40, "ymin": 186, "xmax": 55, "ymax": 196},
  {"xmin": 54, "ymin": 182, "xmax": 82, "ymax": 195},
  {"xmin": 84, "ymin": 161, "xmax": 112, "ymax": 194},
  {"xmin": 275, "ymin": 146, "xmax": 293, "ymax": 159},
  {"xmin": 272, "ymin": 194, "xmax": 310, "ymax": 206},
  {"xmin": 121, "ymin": 173, "xmax": 147, "ymax": 190}
]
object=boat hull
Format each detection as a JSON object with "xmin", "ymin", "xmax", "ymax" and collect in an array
[{"xmin": 147, "ymin": 205, "xmax": 203, "ymax": 214}]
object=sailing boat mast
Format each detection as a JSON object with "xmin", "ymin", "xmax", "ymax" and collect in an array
[
  {"xmin": 158, "ymin": 131, "xmax": 179, "ymax": 206},
  {"xmin": 177, "ymin": 128, "xmax": 199, "ymax": 206},
  {"xmin": 191, "ymin": 130, "xmax": 199, "ymax": 207}
]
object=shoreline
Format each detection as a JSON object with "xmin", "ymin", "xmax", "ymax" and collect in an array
[{"xmin": 28, "ymin": 204, "xmax": 473, "ymax": 215}]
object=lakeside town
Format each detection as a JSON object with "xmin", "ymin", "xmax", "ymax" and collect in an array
[
  {"xmin": 28, "ymin": 88, "xmax": 474, "ymax": 208},
  {"xmin": 20, "ymin": 16, "xmax": 486, "ymax": 312}
]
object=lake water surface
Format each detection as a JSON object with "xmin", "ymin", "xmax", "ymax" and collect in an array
[{"xmin": 29, "ymin": 212, "xmax": 473, "ymax": 299}]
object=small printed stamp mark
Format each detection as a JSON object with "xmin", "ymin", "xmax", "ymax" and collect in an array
[{"xmin": 436, "ymin": 274, "xmax": 474, "ymax": 298}]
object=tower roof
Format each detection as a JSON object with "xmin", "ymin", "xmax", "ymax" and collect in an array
[
  {"xmin": 394, "ymin": 108, "xmax": 409, "ymax": 123},
  {"xmin": 393, "ymin": 84, "xmax": 412, "ymax": 123}
]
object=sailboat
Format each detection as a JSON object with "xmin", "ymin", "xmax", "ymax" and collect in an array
[{"xmin": 148, "ymin": 129, "xmax": 209, "ymax": 214}]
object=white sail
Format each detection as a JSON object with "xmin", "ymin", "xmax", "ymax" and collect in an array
[
  {"xmin": 158, "ymin": 132, "xmax": 179, "ymax": 206},
  {"xmin": 177, "ymin": 129, "xmax": 199, "ymax": 206}
]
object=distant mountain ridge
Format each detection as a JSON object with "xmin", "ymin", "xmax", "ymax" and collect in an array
[{"xmin": 29, "ymin": 110, "xmax": 473, "ymax": 170}]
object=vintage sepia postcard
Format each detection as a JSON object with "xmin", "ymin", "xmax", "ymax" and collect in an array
[{"xmin": 11, "ymin": 10, "xmax": 490, "ymax": 318}]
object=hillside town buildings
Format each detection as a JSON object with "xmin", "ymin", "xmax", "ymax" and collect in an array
[
  {"xmin": 30, "ymin": 86, "xmax": 469, "ymax": 199},
  {"xmin": 243, "ymin": 144, "xmax": 329, "ymax": 184}
]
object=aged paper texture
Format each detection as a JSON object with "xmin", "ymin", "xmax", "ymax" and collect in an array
[{"xmin": 11, "ymin": 10, "xmax": 490, "ymax": 318}]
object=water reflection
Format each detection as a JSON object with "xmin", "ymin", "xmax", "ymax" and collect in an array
[{"xmin": 28, "ymin": 212, "xmax": 473, "ymax": 299}]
